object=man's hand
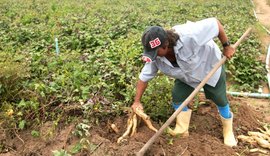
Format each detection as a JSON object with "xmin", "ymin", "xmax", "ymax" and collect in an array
[
  {"xmin": 131, "ymin": 102, "xmax": 144, "ymax": 111},
  {"xmin": 223, "ymin": 46, "xmax": 235, "ymax": 59}
]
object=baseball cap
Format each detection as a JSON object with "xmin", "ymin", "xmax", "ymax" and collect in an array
[{"xmin": 141, "ymin": 26, "xmax": 167, "ymax": 62}]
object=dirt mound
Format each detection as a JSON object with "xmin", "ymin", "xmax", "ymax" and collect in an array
[{"xmin": 0, "ymin": 96, "xmax": 268, "ymax": 156}]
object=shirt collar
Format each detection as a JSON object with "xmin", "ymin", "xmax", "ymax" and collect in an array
[
  {"xmin": 173, "ymin": 39, "xmax": 183, "ymax": 55},
  {"xmin": 156, "ymin": 56, "xmax": 174, "ymax": 68}
]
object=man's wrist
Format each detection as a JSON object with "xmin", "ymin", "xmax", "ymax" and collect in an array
[
  {"xmin": 134, "ymin": 99, "xmax": 141, "ymax": 103},
  {"xmin": 222, "ymin": 41, "xmax": 230, "ymax": 48}
]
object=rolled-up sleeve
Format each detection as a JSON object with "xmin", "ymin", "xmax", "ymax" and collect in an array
[
  {"xmin": 139, "ymin": 62, "xmax": 158, "ymax": 82},
  {"xmin": 189, "ymin": 18, "xmax": 219, "ymax": 46}
]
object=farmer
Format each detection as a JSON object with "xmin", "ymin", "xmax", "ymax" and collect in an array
[{"xmin": 131, "ymin": 18, "xmax": 237, "ymax": 147}]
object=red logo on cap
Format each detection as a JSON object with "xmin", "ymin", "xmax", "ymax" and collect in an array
[
  {"xmin": 142, "ymin": 56, "xmax": 152, "ymax": 63},
  {"xmin": 149, "ymin": 38, "xmax": 161, "ymax": 49}
]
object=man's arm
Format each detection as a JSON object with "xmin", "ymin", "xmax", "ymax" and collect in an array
[
  {"xmin": 217, "ymin": 19, "xmax": 235, "ymax": 59},
  {"xmin": 131, "ymin": 80, "xmax": 148, "ymax": 110}
]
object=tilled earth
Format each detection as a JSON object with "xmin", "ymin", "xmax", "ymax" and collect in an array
[{"xmin": 0, "ymin": 95, "xmax": 269, "ymax": 156}]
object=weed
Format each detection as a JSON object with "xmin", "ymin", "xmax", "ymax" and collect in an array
[
  {"xmin": 52, "ymin": 149, "xmax": 71, "ymax": 156},
  {"xmin": 72, "ymin": 120, "xmax": 91, "ymax": 137},
  {"xmin": 31, "ymin": 130, "xmax": 40, "ymax": 138},
  {"xmin": 231, "ymin": 103, "xmax": 240, "ymax": 114},
  {"xmin": 193, "ymin": 94, "xmax": 200, "ymax": 111}
]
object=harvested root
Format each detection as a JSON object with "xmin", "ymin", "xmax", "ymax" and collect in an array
[
  {"xmin": 117, "ymin": 117, "xmax": 134, "ymax": 143},
  {"xmin": 130, "ymin": 114, "xmax": 137, "ymax": 137},
  {"xmin": 237, "ymin": 135, "xmax": 257, "ymax": 145},
  {"xmin": 143, "ymin": 119, "xmax": 158, "ymax": 132},
  {"xmin": 117, "ymin": 108, "xmax": 157, "ymax": 143},
  {"xmin": 249, "ymin": 131, "xmax": 270, "ymax": 142},
  {"xmin": 253, "ymin": 137, "xmax": 270, "ymax": 149},
  {"xmin": 237, "ymin": 125, "xmax": 270, "ymax": 150},
  {"xmin": 260, "ymin": 125, "xmax": 270, "ymax": 135},
  {"xmin": 135, "ymin": 108, "xmax": 157, "ymax": 132},
  {"xmin": 134, "ymin": 107, "xmax": 149, "ymax": 120},
  {"xmin": 258, "ymin": 125, "xmax": 270, "ymax": 141},
  {"xmin": 250, "ymin": 148, "xmax": 269, "ymax": 154},
  {"xmin": 111, "ymin": 124, "xmax": 119, "ymax": 134}
]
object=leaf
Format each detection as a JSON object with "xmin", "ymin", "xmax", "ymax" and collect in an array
[
  {"xmin": 70, "ymin": 142, "xmax": 82, "ymax": 154},
  {"xmin": 19, "ymin": 120, "xmax": 26, "ymax": 130},
  {"xmin": 31, "ymin": 130, "xmax": 40, "ymax": 137}
]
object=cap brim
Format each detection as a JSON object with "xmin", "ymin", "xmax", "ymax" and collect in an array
[{"xmin": 142, "ymin": 48, "xmax": 158, "ymax": 61}]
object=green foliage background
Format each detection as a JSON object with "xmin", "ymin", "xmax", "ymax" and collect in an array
[{"xmin": 0, "ymin": 0, "xmax": 267, "ymax": 128}]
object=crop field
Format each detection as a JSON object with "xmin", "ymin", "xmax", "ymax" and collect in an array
[{"xmin": 0, "ymin": 0, "xmax": 269, "ymax": 155}]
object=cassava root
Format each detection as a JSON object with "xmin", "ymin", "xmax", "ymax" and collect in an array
[
  {"xmin": 237, "ymin": 125, "xmax": 270, "ymax": 150},
  {"xmin": 116, "ymin": 108, "xmax": 157, "ymax": 144}
]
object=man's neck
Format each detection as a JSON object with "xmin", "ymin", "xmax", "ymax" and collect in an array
[{"xmin": 165, "ymin": 48, "xmax": 176, "ymax": 62}]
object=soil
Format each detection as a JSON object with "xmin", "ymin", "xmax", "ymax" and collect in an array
[{"xmin": 0, "ymin": 94, "xmax": 269, "ymax": 156}]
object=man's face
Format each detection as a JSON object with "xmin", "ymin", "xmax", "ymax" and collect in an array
[{"xmin": 157, "ymin": 45, "xmax": 168, "ymax": 57}]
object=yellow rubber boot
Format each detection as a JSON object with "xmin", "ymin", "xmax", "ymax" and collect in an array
[
  {"xmin": 167, "ymin": 109, "xmax": 192, "ymax": 137},
  {"xmin": 220, "ymin": 112, "xmax": 237, "ymax": 147}
]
